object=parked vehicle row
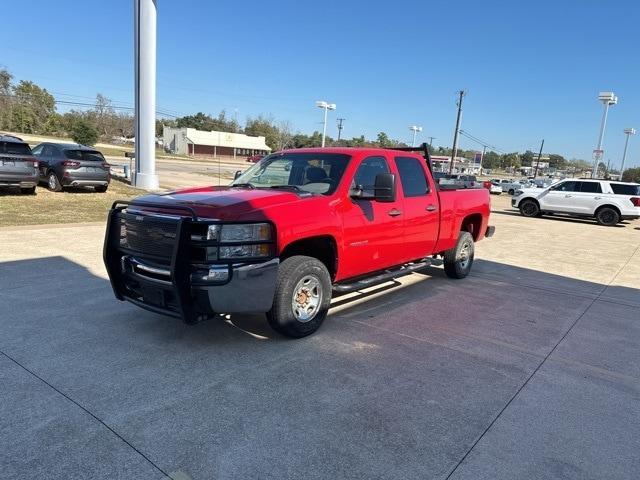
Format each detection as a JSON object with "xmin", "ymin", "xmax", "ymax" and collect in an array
[
  {"xmin": 104, "ymin": 147, "xmax": 495, "ymax": 338},
  {"xmin": 0, "ymin": 134, "xmax": 110, "ymax": 195},
  {"xmin": 512, "ymin": 178, "xmax": 640, "ymax": 226}
]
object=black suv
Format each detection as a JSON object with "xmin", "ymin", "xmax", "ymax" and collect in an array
[
  {"xmin": 33, "ymin": 143, "xmax": 110, "ymax": 192},
  {"xmin": 0, "ymin": 134, "xmax": 39, "ymax": 194}
]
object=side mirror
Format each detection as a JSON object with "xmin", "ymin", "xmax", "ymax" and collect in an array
[
  {"xmin": 234, "ymin": 170, "xmax": 242, "ymax": 180},
  {"xmin": 374, "ymin": 173, "xmax": 396, "ymax": 202}
]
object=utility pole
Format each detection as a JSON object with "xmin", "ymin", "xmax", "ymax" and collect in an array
[
  {"xmin": 337, "ymin": 118, "xmax": 345, "ymax": 141},
  {"xmin": 449, "ymin": 90, "xmax": 465, "ymax": 174},
  {"xmin": 480, "ymin": 145, "xmax": 487, "ymax": 172},
  {"xmin": 427, "ymin": 136, "xmax": 436, "ymax": 147},
  {"xmin": 533, "ymin": 139, "xmax": 544, "ymax": 178}
]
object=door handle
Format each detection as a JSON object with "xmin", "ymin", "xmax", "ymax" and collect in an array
[
  {"xmin": 594, "ymin": 196, "xmax": 601, "ymax": 200},
  {"xmin": 387, "ymin": 208, "xmax": 402, "ymax": 217},
  {"xmin": 426, "ymin": 204, "xmax": 437, "ymax": 212},
  {"xmin": 564, "ymin": 194, "xmax": 572, "ymax": 198}
]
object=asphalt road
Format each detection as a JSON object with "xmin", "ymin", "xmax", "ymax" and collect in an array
[{"xmin": 1, "ymin": 195, "xmax": 639, "ymax": 479}]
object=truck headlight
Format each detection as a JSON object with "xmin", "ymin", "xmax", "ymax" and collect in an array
[
  {"xmin": 219, "ymin": 244, "xmax": 272, "ymax": 259},
  {"xmin": 206, "ymin": 223, "xmax": 272, "ymax": 242}
]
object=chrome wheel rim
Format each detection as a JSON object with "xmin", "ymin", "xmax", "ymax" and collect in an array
[
  {"xmin": 459, "ymin": 242, "xmax": 472, "ymax": 269},
  {"xmin": 48, "ymin": 174, "xmax": 57, "ymax": 189},
  {"xmin": 291, "ymin": 275, "xmax": 322, "ymax": 322}
]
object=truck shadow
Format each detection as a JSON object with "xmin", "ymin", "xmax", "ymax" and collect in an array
[
  {"xmin": 1, "ymin": 256, "xmax": 638, "ymax": 349},
  {"xmin": 492, "ymin": 209, "xmax": 630, "ymax": 227}
]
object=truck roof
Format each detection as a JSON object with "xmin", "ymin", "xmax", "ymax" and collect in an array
[{"xmin": 277, "ymin": 146, "xmax": 425, "ymax": 158}]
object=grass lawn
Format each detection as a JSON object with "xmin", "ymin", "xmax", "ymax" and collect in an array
[{"xmin": 0, "ymin": 180, "xmax": 143, "ymax": 227}]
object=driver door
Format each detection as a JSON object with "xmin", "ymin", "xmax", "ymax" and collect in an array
[
  {"xmin": 341, "ymin": 155, "xmax": 405, "ymax": 279},
  {"xmin": 540, "ymin": 181, "xmax": 579, "ymax": 212}
]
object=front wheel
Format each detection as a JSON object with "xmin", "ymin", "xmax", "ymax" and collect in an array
[
  {"xmin": 443, "ymin": 231, "xmax": 475, "ymax": 279},
  {"xmin": 595, "ymin": 207, "xmax": 620, "ymax": 226},
  {"xmin": 267, "ymin": 255, "xmax": 332, "ymax": 338},
  {"xmin": 519, "ymin": 199, "xmax": 541, "ymax": 217}
]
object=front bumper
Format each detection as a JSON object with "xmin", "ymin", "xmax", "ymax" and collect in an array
[{"xmin": 103, "ymin": 203, "xmax": 278, "ymax": 324}]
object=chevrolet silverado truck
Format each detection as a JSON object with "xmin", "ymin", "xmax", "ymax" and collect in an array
[{"xmin": 104, "ymin": 145, "xmax": 494, "ymax": 337}]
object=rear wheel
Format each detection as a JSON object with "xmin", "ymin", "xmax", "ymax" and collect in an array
[
  {"xmin": 47, "ymin": 172, "xmax": 62, "ymax": 192},
  {"xmin": 20, "ymin": 186, "xmax": 36, "ymax": 195},
  {"xmin": 267, "ymin": 255, "xmax": 332, "ymax": 338},
  {"xmin": 443, "ymin": 231, "xmax": 475, "ymax": 279},
  {"xmin": 595, "ymin": 207, "xmax": 620, "ymax": 226},
  {"xmin": 519, "ymin": 199, "xmax": 540, "ymax": 218},
  {"xmin": 94, "ymin": 185, "xmax": 108, "ymax": 193}
]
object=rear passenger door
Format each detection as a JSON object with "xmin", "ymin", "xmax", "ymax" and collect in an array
[
  {"xmin": 394, "ymin": 156, "xmax": 439, "ymax": 261},
  {"xmin": 571, "ymin": 181, "xmax": 603, "ymax": 214}
]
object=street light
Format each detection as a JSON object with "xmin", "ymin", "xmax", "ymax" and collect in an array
[
  {"xmin": 409, "ymin": 125, "xmax": 422, "ymax": 147},
  {"xmin": 316, "ymin": 100, "xmax": 336, "ymax": 147},
  {"xmin": 620, "ymin": 127, "xmax": 636, "ymax": 178},
  {"xmin": 592, "ymin": 91, "xmax": 618, "ymax": 178}
]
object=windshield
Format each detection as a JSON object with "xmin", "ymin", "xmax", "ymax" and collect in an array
[
  {"xmin": 64, "ymin": 149, "xmax": 105, "ymax": 161},
  {"xmin": 232, "ymin": 152, "xmax": 351, "ymax": 195}
]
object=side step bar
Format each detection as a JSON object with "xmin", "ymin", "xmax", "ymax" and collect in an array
[{"xmin": 333, "ymin": 259, "xmax": 433, "ymax": 293}]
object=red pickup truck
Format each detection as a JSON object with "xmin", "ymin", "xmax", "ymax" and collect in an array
[{"xmin": 104, "ymin": 146, "xmax": 494, "ymax": 337}]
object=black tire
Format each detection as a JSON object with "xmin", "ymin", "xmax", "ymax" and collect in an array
[
  {"xmin": 94, "ymin": 185, "xmax": 108, "ymax": 193},
  {"xmin": 47, "ymin": 172, "xmax": 62, "ymax": 192},
  {"xmin": 267, "ymin": 255, "xmax": 332, "ymax": 338},
  {"xmin": 443, "ymin": 231, "xmax": 475, "ymax": 279},
  {"xmin": 595, "ymin": 207, "xmax": 620, "ymax": 226},
  {"xmin": 519, "ymin": 199, "xmax": 541, "ymax": 218},
  {"xmin": 20, "ymin": 186, "xmax": 36, "ymax": 195}
]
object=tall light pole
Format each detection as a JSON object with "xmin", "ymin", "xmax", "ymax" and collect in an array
[
  {"xmin": 592, "ymin": 91, "xmax": 618, "ymax": 179},
  {"xmin": 409, "ymin": 125, "xmax": 422, "ymax": 147},
  {"xmin": 316, "ymin": 100, "xmax": 336, "ymax": 147},
  {"xmin": 133, "ymin": 0, "xmax": 159, "ymax": 189},
  {"xmin": 620, "ymin": 128, "xmax": 636, "ymax": 177},
  {"xmin": 449, "ymin": 90, "xmax": 466, "ymax": 174}
]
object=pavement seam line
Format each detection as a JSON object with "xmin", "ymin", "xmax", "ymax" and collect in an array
[
  {"xmin": 443, "ymin": 242, "xmax": 640, "ymax": 479},
  {"xmin": 0, "ymin": 350, "xmax": 172, "ymax": 480}
]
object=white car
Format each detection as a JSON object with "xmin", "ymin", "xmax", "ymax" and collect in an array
[
  {"xmin": 511, "ymin": 179, "xmax": 640, "ymax": 226},
  {"xmin": 489, "ymin": 182, "xmax": 503, "ymax": 195}
]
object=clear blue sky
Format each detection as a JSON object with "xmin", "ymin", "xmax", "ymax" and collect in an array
[{"xmin": 1, "ymin": 0, "xmax": 638, "ymax": 167}]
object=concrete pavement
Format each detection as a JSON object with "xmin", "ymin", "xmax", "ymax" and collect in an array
[{"xmin": 1, "ymin": 195, "xmax": 639, "ymax": 479}]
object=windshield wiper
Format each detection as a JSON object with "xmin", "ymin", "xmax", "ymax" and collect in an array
[
  {"xmin": 231, "ymin": 183, "xmax": 255, "ymax": 189},
  {"xmin": 269, "ymin": 185, "xmax": 302, "ymax": 192}
]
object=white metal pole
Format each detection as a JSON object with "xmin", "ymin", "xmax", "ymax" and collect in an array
[
  {"xmin": 133, "ymin": 0, "xmax": 159, "ymax": 189},
  {"xmin": 620, "ymin": 132, "xmax": 631, "ymax": 176},
  {"xmin": 593, "ymin": 102, "xmax": 610, "ymax": 179},
  {"xmin": 321, "ymin": 106, "xmax": 328, "ymax": 148},
  {"xmin": 411, "ymin": 129, "xmax": 417, "ymax": 147}
]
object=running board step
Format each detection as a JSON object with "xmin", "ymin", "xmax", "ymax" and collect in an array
[{"xmin": 333, "ymin": 259, "xmax": 432, "ymax": 293}]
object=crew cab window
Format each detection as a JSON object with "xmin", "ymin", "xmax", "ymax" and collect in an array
[
  {"xmin": 579, "ymin": 181, "xmax": 602, "ymax": 193},
  {"xmin": 610, "ymin": 183, "xmax": 640, "ymax": 195},
  {"xmin": 352, "ymin": 156, "xmax": 389, "ymax": 195},
  {"xmin": 395, "ymin": 156, "xmax": 429, "ymax": 197},
  {"xmin": 550, "ymin": 181, "xmax": 579, "ymax": 192}
]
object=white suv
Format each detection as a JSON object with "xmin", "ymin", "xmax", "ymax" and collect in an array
[{"xmin": 511, "ymin": 179, "xmax": 640, "ymax": 226}]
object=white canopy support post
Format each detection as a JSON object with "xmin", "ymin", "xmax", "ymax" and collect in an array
[{"xmin": 133, "ymin": 0, "xmax": 159, "ymax": 189}]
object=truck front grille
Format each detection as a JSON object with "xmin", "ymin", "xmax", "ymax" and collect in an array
[{"xmin": 117, "ymin": 212, "xmax": 178, "ymax": 261}]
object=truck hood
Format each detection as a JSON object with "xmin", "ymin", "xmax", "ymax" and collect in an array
[{"xmin": 131, "ymin": 185, "xmax": 307, "ymax": 220}]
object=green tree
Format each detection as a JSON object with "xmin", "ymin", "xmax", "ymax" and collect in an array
[
  {"xmin": 548, "ymin": 154, "xmax": 566, "ymax": 169},
  {"xmin": 175, "ymin": 111, "xmax": 238, "ymax": 133},
  {"xmin": 11, "ymin": 80, "xmax": 56, "ymax": 134},
  {"xmin": 521, "ymin": 150, "xmax": 535, "ymax": 167},
  {"xmin": 71, "ymin": 118, "xmax": 100, "ymax": 146},
  {"xmin": 0, "ymin": 69, "xmax": 13, "ymax": 130},
  {"xmin": 622, "ymin": 167, "xmax": 640, "ymax": 183}
]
